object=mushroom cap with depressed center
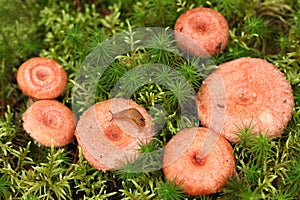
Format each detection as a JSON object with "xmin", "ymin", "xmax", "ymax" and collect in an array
[
  {"xmin": 22, "ymin": 100, "xmax": 76, "ymax": 147},
  {"xmin": 16, "ymin": 57, "xmax": 67, "ymax": 99},
  {"xmin": 75, "ymin": 98, "xmax": 155, "ymax": 171},
  {"xmin": 174, "ymin": 7, "xmax": 229, "ymax": 57},
  {"xmin": 163, "ymin": 127, "xmax": 235, "ymax": 196},
  {"xmin": 197, "ymin": 57, "xmax": 294, "ymax": 142}
]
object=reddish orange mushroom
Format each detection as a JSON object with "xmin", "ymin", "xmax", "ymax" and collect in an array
[
  {"xmin": 174, "ymin": 7, "xmax": 229, "ymax": 57},
  {"xmin": 16, "ymin": 57, "xmax": 67, "ymax": 99},
  {"xmin": 197, "ymin": 57, "xmax": 294, "ymax": 142},
  {"xmin": 22, "ymin": 100, "xmax": 76, "ymax": 147},
  {"xmin": 75, "ymin": 98, "xmax": 154, "ymax": 171},
  {"xmin": 163, "ymin": 127, "xmax": 235, "ymax": 196}
]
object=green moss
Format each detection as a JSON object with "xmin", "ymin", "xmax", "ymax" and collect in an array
[{"xmin": 0, "ymin": 0, "xmax": 43, "ymax": 114}]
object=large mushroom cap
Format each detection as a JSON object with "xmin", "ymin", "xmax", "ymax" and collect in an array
[
  {"xmin": 163, "ymin": 127, "xmax": 235, "ymax": 196},
  {"xmin": 75, "ymin": 98, "xmax": 154, "ymax": 171},
  {"xmin": 16, "ymin": 57, "xmax": 67, "ymax": 99},
  {"xmin": 22, "ymin": 100, "xmax": 76, "ymax": 147},
  {"xmin": 197, "ymin": 57, "xmax": 294, "ymax": 142},
  {"xmin": 174, "ymin": 7, "xmax": 229, "ymax": 57}
]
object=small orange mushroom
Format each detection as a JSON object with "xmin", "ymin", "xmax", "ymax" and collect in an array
[
  {"xmin": 75, "ymin": 98, "xmax": 154, "ymax": 171},
  {"xmin": 163, "ymin": 127, "xmax": 235, "ymax": 196},
  {"xmin": 22, "ymin": 100, "xmax": 76, "ymax": 147},
  {"xmin": 197, "ymin": 57, "xmax": 294, "ymax": 142},
  {"xmin": 16, "ymin": 57, "xmax": 67, "ymax": 99},
  {"xmin": 174, "ymin": 7, "xmax": 229, "ymax": 57}
]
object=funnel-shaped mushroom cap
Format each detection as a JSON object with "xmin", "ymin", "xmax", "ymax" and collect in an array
[
  {"xmin": 22, "ymin": 100, "xmax": 76, "ymax": 147},
  {"xmin": 17, "ymin": 57, "xmax": 67, "ymax": 99},
  {"xmin": 75, "ymin": 98, "xmax": 154, "ymax": 171},
  {"xmin": 163, "ymin": 127, "xmax": 235, "ymax": 196},
  {"xmin": 197, "ymin": 57, "xmax": 294, "ymax": 142},
  {"xmin": 174, "ymin": 7, "xmax": 229, "ymax": 57}
]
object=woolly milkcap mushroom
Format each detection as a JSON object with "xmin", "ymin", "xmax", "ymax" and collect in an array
[
  {"xmin": 75, "ymin": 98, "xmax": 155, "ymax": 171},
  {"xmin": 163, "ymin": 127, "xmax": 235, "ymax": 196},
  {"xmin": 16, "ymin": 57, "xmax": 67, "ymax": 99},
  {"xmin": 197, "ymin": 57, "xmax": 294, "ymax": 142},
  {"xmin": 174, "ymin": 7, "xmax": 229, "ymax": 57},
  {"xmin": 22, "ymin": 100, "xmax": 76, "ymax": 147}
]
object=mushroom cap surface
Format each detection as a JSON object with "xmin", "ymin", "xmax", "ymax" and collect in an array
[
  {"xmin": 174, "ymin": 7, "xmax": 229, "ymax": 57},
  {"xmin": 163, "ymin": 127, "xmax": 235, "ymax": 196},
  {"xmin": 22, "ymin": 100, "xmax": 76, "ymax": 147},
  {"xmin": 75, "ymin": 98, "xmax": 154, "ymax": 171},
  {"xmin": 197, "ymin": 57, "xmax": 294, "ymax": 142},
  {"xmin": 17, "ymin": 57, "xmax": 67, "ymax": 99}
]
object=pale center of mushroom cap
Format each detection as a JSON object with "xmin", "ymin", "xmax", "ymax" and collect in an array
[
  {"xmin": 233, "ymin": 87, "xmax": 257, "ymax": 106},
  {"xmin": 30, "ymin": 65, "xmax": 55, "ymax": 87},
  {"xmin": 42, "ymin": 110, "xmax": 64, "ymax": 129}
]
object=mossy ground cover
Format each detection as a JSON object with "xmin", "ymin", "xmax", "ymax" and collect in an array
[{"xmin": 0, "ymin": 0, "xmax": 300, "ymax": 199}]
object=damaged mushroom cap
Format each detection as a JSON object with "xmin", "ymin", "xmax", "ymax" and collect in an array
[
  {"xmin": 75, "ymin": 98, "xmax": 155, "ymax": 171},
  {"xmin": 197, "ymin": 57, "xmax": 294, "ymax": 142},
  {"xmin": 163, "ymin": 127, "xmax": 235, "ymax": 196},
  {"xmin": 22, "ymin": 100, "xmax": 76, "ymax": 147},
  {"xmin": 174, "ymin": 7, "xmax": 229, "ymax": 57},
  {"xmin": 16, "ymin": 57, "xmax": 67, "ymax": 99}
]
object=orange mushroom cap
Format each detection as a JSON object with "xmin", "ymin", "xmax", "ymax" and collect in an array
[
  {"xmin": 163, "ymin": 127, "xmax": 235, "ymax": 196},
  {"xmin": 75, "ymin": 98, "xmax": 155, "ymax": 171},
  {"xmin": 16, "ymin": 57, "xmax": 67, "ymax": 99},
  {"xmin": 197, "ymin": 57, "xmax": 294, "ymax": 142},
  {"xmin": 174, "ymin": 7, "xmax": 229, "ymax": 57},
  {"xmin": 22, "ymin": 100, "xmax": 76, "ymax": 147}
]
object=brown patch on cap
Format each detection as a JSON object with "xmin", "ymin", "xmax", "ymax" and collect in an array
[
  {"xmin": 16, "ymin": 57, "xmax": 67, "ymax": 99},
  {"xmin": 197, "ymin": 57, "xmax": 294, "ymax": 142},
  {"xmin": 75, "ymin": 98, "xmax": 154, "ymax": 171},
  {"xmin": 22, "ymin": 100, "xmax": 76, "ymax": 147},
  {"xmin": 163, "ymin": 127, "xmax": 235, "ymax": 196},
  {"xmin": 174, "ymin": 7, "xmax": 229, "ymax": 57}
]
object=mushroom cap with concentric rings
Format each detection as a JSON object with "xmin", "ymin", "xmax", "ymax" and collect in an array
[
  {"xmin": 22, "ymin": 100, "xmax": 76, "ymax": 147},
  {"xmin": 174, "ymin": 7, "xmax": 229, "ymax": 57},
  {"xmin": 163, "ymin": 127, "xmax": 235, "ymax": 196},
  {"xmin": 16, "ymin": 57, "xmax": 67, "ymax": 99},
  {"xmin": 197, "ymin": 57, "xmax": 294, "ymax": 142},
  {"xmin": 75, "ymin": 98, "xmax": 155, "ymax": 171}
]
